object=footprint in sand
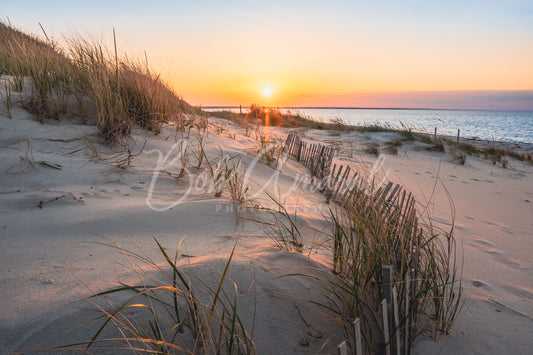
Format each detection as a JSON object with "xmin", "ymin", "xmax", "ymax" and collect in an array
[
  {"xmin": 469, "ymin": 238, "xmax": 523, "ymax": 269},
  {"xmin": 471, "ymin": 178, "xmax": 495, "ymax": 183},
  {"xmin": 470, "ymin": 238, "xmax": 494, "ymax": 247},
  {"xmin": 471, "ymin": 279, "xmax": 491, "ymax": 290},
  {"xmin": 482, "ymin": 220, "xmax": 497, "ymax": 226},
  {"xmin": 501, "ymin": 226, "xmax": 514, "ymax": 235}
]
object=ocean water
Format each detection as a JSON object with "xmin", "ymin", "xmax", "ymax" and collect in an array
[
  {"xmin": 207, "ymin": 108, "xmax": 533, "ymax": 144},
  {"xmin": 285, "ymin": 109, "xmax": 533, "ymax": 144}
]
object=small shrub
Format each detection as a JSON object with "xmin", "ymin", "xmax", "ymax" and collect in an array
[
  {"xmin": 384, "ymin": 139, "xmax": 402, "ymax": 155},
  {"xmin": 501, "ymin": 159, "xmax": 508, "ymax": 168},
  {"xmin": 364, "ymin": 143, "xmax": 380, "ymax": 157},
  {"xmin": 383, "ymin": 145, "xmax": 398, "ymax": 155},
  {"xmin": 398, "ymin": 129, "xmax": 416, "ymax": 141},
  {"xmin": 387, "ymin": 138, "xmax": 404, "ymax": 147},
  {"xmin": 452, "ymin": 153, "xmax": 467, "ymax": 165},
  {"xmin": 426, "ymin": 139, "xmax": 445, "ymax": 153},
  {"xmin": 456, "ymin": 142, "xmax": 480, "ymax": 155}
]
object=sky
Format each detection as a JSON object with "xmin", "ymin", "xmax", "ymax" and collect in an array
[{"xmin": 3, "ymin": 0, "xmax": 533, "ymax": 110}]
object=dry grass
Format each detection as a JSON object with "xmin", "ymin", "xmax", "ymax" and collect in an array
[
  {"xmin": 261, "ymin": 174, "xmax": 462, "ymax": 352},
  {"xmin": 47, "ymin": 239, "xmax": 255, "ymax": 354},
  {"xmin": 364, "ymin": 142, "xmax": 381, "ymax": 157},
  {"xmin": 312, "ymin": 185, "xmax": 462, "ymax": 352},
  {"xmin": 1, "ymin": 21, "xmax": 199, "ymax": 142}
]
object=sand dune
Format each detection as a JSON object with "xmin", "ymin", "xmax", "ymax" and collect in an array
[{"xmin": 1, "ymin": 96, "xmax": 533, "ymax": 353}]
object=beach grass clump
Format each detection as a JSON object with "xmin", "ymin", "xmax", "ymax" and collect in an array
[
  {"xmin": 383, "ymin": 145, "xmax": 399, "ymax": 155},
  {"xmin": 203, "ymin": 150, "xmax": 248, "ymax": 202},
  {"xmin": 364, "ymin": 142, "xmax": 381, "ymax": 156},
  {"xmin": 57, "ymin": 239, "xmax": 255, "ymax": 354},
  {"xmin": 482, "ymin": 146, "xmax": 529, "ymax": 165},
  {"xmin": 213, "ymin": 105, "xmax": 356, "ymax": 131},
  {"xmin": 397, "ymin": 129, "xmax": 416, "ymax": 142},
  {"xmin": 383, "ymin": 139, "xmax": 403, "ymax": 155},
  {"xmin": 452, "ymin": 152, "xmax": 467, "ymax": 165},
  {"xmin": 306, "ymin": 184, "xmax": 462, "ymax": 352},
  {"xmin": 68, "ymin": 33, "xmax": 187, "ymax": 141},
  {"xmin": 247, "ymin": 104, "xmax": 308, "ymax": 128},
  {"xmin": 0, "ymin": 21, "xmax": 75, "ymax": 121},
  {"xmin": 1, "ymin": 21, "xmax": 195, "ymax": 142},
  {"xmin": 255, "ymin": 133, "xmax": 284, "ymax": 169},
  {"xmin": 252, "ymin": 192, "xmax": 304, "ymax": 252},
  {"xmin": 454, "ymin": 142, "xmax": 480, "ymax": 155},
  {"xmin": 448, "ymin": 140, "xmax": 531, "ymax": 166},
  {"xmin": 417, "ymin": 134, "xmax": 433, "ymax": 145},
  {"xmin": 355, "ymin": 122, "xmax": 395, "ymax": 133},
  {"xmin": 426, "ymin": 139, "xmax": 445, "ymax": 153}
]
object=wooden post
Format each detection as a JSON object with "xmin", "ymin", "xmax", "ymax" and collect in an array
[
  {"xmin": 409, "ymin": 268, "xmax": 416, "ymax": 349},
  {"xmin": 382, "ymin": 299, "xmax": 391, "ymax": 355},
  {"xmin": 383, "ymin": 265, "xmax": 393, "ymax": 310},
  {"xmin": 434, "ymin": 127, "xmax": 437, "ymax": 140},
  {"xmin": 337, "ymin": 341, "xmax": 347, "ymax": 355},
  {"xmin": 457, "ymin": 129, "xmax": 460, "ymax": 143},
  {"xmin": 353, "ymin": 318, "xmax": 363, "ymax": 355},
  {"xmin": 393, "ymin": 286, "xmax": 401, "ymax": 355},
  {"xmin": 404, "ymin": 274, "xmax": 410, "ymax": 355},
  {"xmin": 239, "ymin": 104, "xmax": 242, "ymax": 114}
]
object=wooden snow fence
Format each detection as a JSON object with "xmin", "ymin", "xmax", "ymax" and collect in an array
[
  {"xmin": 283, "ymin": 133, "xmax": 335, "ymax": 181},
  {"xmin": 333, "ymin": 179, "xmax": 421, "ymax": 354},
  {"xmin": 283, "ymin": 133, "xmax": 422, "ymax": 354},
  {"xmin": 336, "ymin": 267, "xmax": 418, "ymax": 355}
]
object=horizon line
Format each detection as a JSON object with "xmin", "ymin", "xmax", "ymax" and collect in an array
[{"xmin": 202, "ymin": 105, "xmax": 533, "ymax": 112}]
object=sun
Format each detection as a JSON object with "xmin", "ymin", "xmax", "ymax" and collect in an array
[{"xmin": 261, "ymin": 86, "xmax": 273, "ymax": 98}]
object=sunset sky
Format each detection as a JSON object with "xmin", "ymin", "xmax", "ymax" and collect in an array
[{"xmin": 4, "ymin": 0, "xmax": 533, "ymax": 109}]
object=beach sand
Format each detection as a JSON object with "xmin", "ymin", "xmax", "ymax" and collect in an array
[{"xmin": 1, "ymin": 99, "xmax": 532, "ymax": 353}]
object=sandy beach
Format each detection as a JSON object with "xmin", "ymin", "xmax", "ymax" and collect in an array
[{"xmin": 1, "ymin": 88, "xmax": 532, "ymax": 354}]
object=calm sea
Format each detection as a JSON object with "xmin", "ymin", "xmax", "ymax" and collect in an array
[
  {"xmin": 208, "ymin": 108, "xmax": 533, "ymax": 144},
  {"xmin": 287, "ymin": 108, "xmax": 533, "ymax": 144}
]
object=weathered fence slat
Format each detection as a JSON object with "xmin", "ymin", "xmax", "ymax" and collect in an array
[
  {"xmin": 337, "ymin": 341, "xmax": 348, "ymax": 355},
  {"xmin": 353, "ymin": 318, "xmax": 363, "ymax": 355},
  {"xmin": 393, "ymin": 286, "xmax": 401, "ymax": 355},
  {"xmin": 405, "ymin": 274, "xmax": 410, "ymax": 355},
  {"xmin": 383, "ymin": 265, "xmax": 393, "ymax": 309},
  {"xmin": 283, "ymin": 133, "xmax": 334, "ymax": 181},
  {"xmin": 382, "ymin": 299, "xmax": 391, "ymax": 355}
]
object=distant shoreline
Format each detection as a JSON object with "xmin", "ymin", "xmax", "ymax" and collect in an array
[{"xmin": 203, "ymin": 106, "xmax": 533, "ymax": 113}]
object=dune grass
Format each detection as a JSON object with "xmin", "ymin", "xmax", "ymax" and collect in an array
[
  {"xmin": 1, "ymin": 21, "xmax": 200, "ymax": 142},
  {"xmin": 364, "ymin": 142, "xmax": 381, "ymax": 157},
  {"xmin": 312, "ymin": 186, "xmax": 461, "ymax": 352},
  {"xmin": 260, "ymin": 178, "xmax": 461, "ymax": 352},
  {"xmin": 48, "ymin": 238, "xmax": 255, "ymax": 354}
]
